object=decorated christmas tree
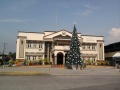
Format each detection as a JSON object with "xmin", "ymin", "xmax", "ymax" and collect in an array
[{"xmin": 66, "ymin": 25, "xmax": 83, "ymax": 69}]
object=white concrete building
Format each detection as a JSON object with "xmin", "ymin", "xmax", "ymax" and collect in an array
[{"xmin": 16, "ymin": 29, "xmax": 104, "ymax": 65}]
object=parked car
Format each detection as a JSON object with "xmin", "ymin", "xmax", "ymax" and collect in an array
[
  {"xmin": 117, "ymin": 64, "xmax": 120, "ymax": 69},
  {"xmin": 115, "ymin": 63, "xmax": 120, "ymax": 69}
]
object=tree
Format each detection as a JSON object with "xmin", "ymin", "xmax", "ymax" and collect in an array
[
  {"xmin": 66, "ymin": 25, "xmax": 83, "ymax": 69},
  {"xmin": 8, "ymin": 52, "xmax": 12, "ymax": 56},
  {"xmin": 8, "ymin": 52, "xmax": 16, "ymax": 59}
]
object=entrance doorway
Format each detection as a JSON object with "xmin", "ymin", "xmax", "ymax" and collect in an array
[{"xmin": 57, "ymin": 52, "xmax": 63, "ymax": 65}]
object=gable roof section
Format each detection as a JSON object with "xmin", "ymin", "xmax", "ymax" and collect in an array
[{"xmin": 44, "ymin": 29, "xmax": 73, "ymax": 39}]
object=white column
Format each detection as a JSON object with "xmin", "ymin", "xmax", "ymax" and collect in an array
[
  {"xmin": 97, "ymin": 43, "xmax": 99, "ymax": 60},
  {"xmin": 43, "ymin": 42, "xmax": 45, "ymax": 60},
  {"xmin": 42, "ymin": 55, "xmax": 44, "ymax": 60},
  {"xmin": 24, "ymin": 39, "xmax": 26, "ymax": 60},
  {"xmin": 55, "ymin": 56, "xmax": 57, "ymax": 65},
  {"xmin": 103, "ymin": 42, "xmax": 105, "ymax": 60}
]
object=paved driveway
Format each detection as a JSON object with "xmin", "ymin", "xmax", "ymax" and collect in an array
[{"xmin": 0, "ymin": 75, "xmax": 120, "ymax": 90}]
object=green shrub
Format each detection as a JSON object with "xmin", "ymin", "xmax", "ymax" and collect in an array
[
  {"xmin": 13, "ymin": 60, "xmax": 19, "ymax": 64},
  {"xmin": 96, "ymin": 60, "xmax": 110, "ymax": 66},
  {"xmin": 85, "ymin": 60, "xmax": 93, "ymax": 65},
  {"xmin": 9, "ymin": 60, "xmax": 14, "ymax": 66},
  {"xmin": 44, "ymin": 58, "xmax": 50, "ymax": 65}
]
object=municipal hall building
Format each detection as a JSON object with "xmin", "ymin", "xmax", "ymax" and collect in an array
[{"xmin": 16, "ymin": 28, "xmax": 104, "ymax": 65}]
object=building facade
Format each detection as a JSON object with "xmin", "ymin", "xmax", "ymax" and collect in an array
[
  {"xmin": 105, "ymin": 42, "xmax": 120, "ymax": 66},
  {"xmin": 16, "ymin": 29, "xmax": 104, "ymax": 65}
]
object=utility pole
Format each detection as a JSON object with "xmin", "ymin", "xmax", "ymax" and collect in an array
[{"xmin": 2, "ymin": 43, "xmax": 7, "ymax": 67}]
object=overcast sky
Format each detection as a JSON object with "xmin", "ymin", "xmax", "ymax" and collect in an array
[{"xmin": 0, "ymin": 0, "xmax": 120, "ymax": 53}]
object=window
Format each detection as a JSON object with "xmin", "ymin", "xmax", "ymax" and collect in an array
[
  {"xmin": 87, "ymin": 44, "xmax": 90, "ymax": 50},
  {"xmin": 89, "ymin": 46, "xmax": 90, "ymax": 49},
  {"xmin": 33, "ymin": 56, "xmax": 36, "ymax": 60},
  {"xmin": 33, "ymin": 42, "xmax": 36, "ymax": 48},
  {"xmin": 92, "ymin": 44, "xmax": 95, "ymax": 50},
  {"xmin": 27, "ymin": 43, "xmax": 31, "ymax": 48},
  {"xmin": 26, "ymin": 56, "xmax": 30, "ymax": 60},
  {"xmin": 39, "ymin": 43, "xmax": 42, "ymax": 48},
  {"xmin": 38, "ymin": 56, "xmax": 42, "ymax": 60},
  {"xmin": 82, "ymin": 44, "xmax": 85, "ymax": 50}
]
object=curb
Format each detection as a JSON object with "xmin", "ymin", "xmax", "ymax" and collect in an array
[{"xmin": 0, "ymin": 72, "xmax": 50, "ymax": 76}]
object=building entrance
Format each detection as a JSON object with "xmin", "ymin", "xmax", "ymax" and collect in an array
[{"xmin": 57, "ymin": 53, "xmax": 63, "ymax": 65}]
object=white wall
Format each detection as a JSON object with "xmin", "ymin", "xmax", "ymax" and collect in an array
[
  {"xmin": 18, "ymin": 32, "xmax": 44, "ymax": 40},
  {"xmin": 82, "ymin": 36, "xmax": 103, "ymax": 43}
]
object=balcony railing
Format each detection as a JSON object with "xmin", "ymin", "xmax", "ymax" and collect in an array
[{"xmin": 51, "ymin": 45, "xmax": 70, "ymax": 52}]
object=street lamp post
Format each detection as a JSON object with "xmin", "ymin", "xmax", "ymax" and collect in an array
[{"xmin": 47, "ymin": 44, "xmax": 50, "ymax": 74}]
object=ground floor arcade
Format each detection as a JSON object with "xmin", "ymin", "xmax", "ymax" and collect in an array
[{"xmin": 51, "ymin": 52, "xmax": 68, "ymax": 65}]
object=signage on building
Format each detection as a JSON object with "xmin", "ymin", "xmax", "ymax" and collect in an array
[
  {"xmin": 86, "ymin": 38, "xmax": 95, "ymax": 42},
  {"xmin": 86, "ymin": 38, "xmax": 94, "ymax": 41}
]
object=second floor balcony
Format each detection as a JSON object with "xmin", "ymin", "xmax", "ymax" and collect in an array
[
  {"xmin": 51, "ymin": 45, "xmax": 70, "ymax": 52},
  {"xmin": 51, "ymin": 45, "xmax": 97, "ymax": 53}
]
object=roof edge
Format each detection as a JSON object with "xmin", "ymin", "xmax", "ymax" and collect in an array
[
  {"xmin": 82, "ymin": 35, "xmax": 103, "ymax": 37},
  {"xmin": 18, "ymin": 31, "xmax": 44, "ymax": 34}
]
